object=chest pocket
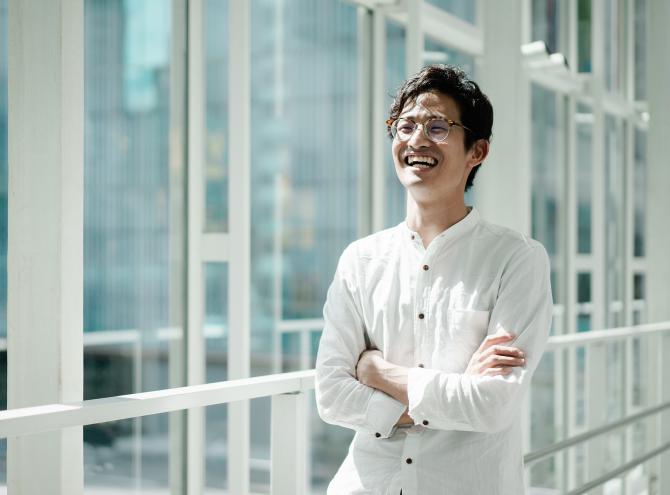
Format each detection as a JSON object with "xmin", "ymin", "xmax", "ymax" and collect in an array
[{"xmin": 433, "ymin": 309, "xmax": 490, "ymax": 372}]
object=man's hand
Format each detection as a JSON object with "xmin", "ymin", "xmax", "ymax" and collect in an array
[
  {"xmin": 355, "ymin": 349, "xmax": 385, "ymax": 389},
  {"xmin": 465, "ymin": 329, "xmax": 525, "ymax": 376}
]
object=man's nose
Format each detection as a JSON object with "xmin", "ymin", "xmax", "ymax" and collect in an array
[{"xmin": 407, "ymin": 124, "xmax": 431, "ymax": 148}]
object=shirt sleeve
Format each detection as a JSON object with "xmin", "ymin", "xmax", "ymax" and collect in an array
[
  {"xmin": 315, "ymin": 245, "xmax": 407, "ymax": 438},
  {"xmin": 407, "ymin": 242, "xmax": 553, "ymax": 433}
]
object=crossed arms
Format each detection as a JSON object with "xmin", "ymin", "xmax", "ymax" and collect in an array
[{"xmin": 315, "ymin": 243, "xmax": 553, "ymax": 436}]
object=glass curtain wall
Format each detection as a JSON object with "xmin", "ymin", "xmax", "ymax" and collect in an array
[
  {"xmin": 203, "ymin": 0, "xmax": 230, "ymax": 490},
  {"xmin": 529, "ymin": 83, "xmax": 564, "ymax": 490},
  {"xmin": 248, "ymin": 1, "xmax": 360, "ymax": 491},
  {"xmin": 83, "ymin": 0, "xmax": 184, "ymax": 490}
]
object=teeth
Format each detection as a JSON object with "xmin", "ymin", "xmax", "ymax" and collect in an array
[{"xmin": 407, "ymin": 155, "xmax": 437, "ymax": 166}]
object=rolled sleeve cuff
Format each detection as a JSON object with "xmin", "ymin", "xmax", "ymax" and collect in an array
[
  {"xmin": 407, "ymin": 366, "xmax": 441, "ymax": 425},
  {"xmin": 365, "ymin": 389, "xmax": 407, "ymax": 438}
]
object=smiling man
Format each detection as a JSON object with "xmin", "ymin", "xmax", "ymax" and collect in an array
[{"xmin": 315, "ymin": 65, "xmax": 553, "ymax": 495}]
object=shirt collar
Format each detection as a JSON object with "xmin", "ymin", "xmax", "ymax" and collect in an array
[{"xmin": 399, "ymin": 206, "xmax": 480, "ymax": 249}]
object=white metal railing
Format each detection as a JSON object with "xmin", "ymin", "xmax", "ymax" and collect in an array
[{"xmin": 0, "ymin": 321, "xmax": 668, "ymax": 494}]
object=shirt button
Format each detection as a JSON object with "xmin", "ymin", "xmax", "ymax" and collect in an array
[
  {"xmin": 418, "ymin": 313, "xmax": 425, "ymax": 319},
  {"xmin": 418, "ymin": 363, "xmax": 424, "ymax": 368},
  {"xmin": 375, "ymin": 432, "xmax": 381, "ymax": 438},
  {"xmin": 406, "ymin": 458, "xmax": 413, "ymax": 464},
  {"xmin": 422, "ymin": 420, "xmax": 429, "ymax": 426},
  {"xmin": 422, "ymin": 264, "xmax": 429, "ymax": 271}
]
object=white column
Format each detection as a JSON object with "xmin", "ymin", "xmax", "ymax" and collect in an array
[
  {"xmin": 7, "ymin": 0, "xmax": 84, "ymax": 493},
  {"xmin": 646, "ymin": 1, "xmax": 670, "ymax": 493},
  {"xmin": 405, "ymin": 0, "xmax": 423, "ymax": 77},
  {"xmin": 271, "ymin": 393, "xmax": 307, "ymax": 495},
  {"xmin": 185, "ymin": 0, "xmax": 206, "ymax": 493},
  {"xmin": 228, "ymin": 0, "xmax": 252, "ymax": 493},
  {"xmin": 477, "ymin": 0, "xmax": 531, "ymax": 235},
  {"xmin": 371, "ymin": 8, "xmax": 386, "ymax": 233}
]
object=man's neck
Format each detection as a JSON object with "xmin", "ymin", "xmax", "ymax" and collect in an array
[{"xmin": 405, "ymin": 195, "xmax": 470, "ymax": 248}]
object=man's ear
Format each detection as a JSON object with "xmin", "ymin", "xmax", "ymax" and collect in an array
[{"xmin": 468, "ymin": 139, "xmax": 490, "ymax": 168}]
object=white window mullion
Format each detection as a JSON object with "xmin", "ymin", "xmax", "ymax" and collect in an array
[
  {"xmin": 7, "ymin": 0, "xmax": 84, "ymax": 493},
  {"xmin": 371, "ymin": 7, "xmax": 386, "ymax": 233},
  {"xmin": 186, "ymin": 0, "xmax": 206, "ymax": 492},
  {"xmin": 228, "ymin": 1, "xmax": 252, "ymax": 494},
  {"xmin": 405, "ymin": 0, "xmax": 423, "ymax": 76}
]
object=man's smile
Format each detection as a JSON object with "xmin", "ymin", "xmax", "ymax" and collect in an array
[{"xmin": 404, "ymin": 154, "xmax": 439, "ymax": 169}]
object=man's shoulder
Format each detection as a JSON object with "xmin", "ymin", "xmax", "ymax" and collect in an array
[
  {"xmin": 339, "ymin": 224, "xmax": 402, "ymax": 264},
  {"xmin": 475, "ymin": 219, "xmax": 549, "ymax": 262}
]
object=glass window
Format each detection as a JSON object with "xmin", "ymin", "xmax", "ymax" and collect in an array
[
  {"xmin": 84, "ymin": 0, "xmax": 184, "ymax": 489},
  {"xmin": 577, "ymin": 272, "xmax": 591, "ymax": 304},
  {"xmin": 205, "ymin": 0, "xmax": 229, "ymax": 232},
  {"xmin": 577, "ymin": 0, "xmax": 592, "ymax": 72},
  {"xmin": 576, "ymin": 104, "xmax": 593, "ymax": 254},
  {"xmin": 532, "ymin": 0, "xmax": 560, "ymax": 53},
  {"xmin": 634, "ymin": 0, "xmax": 647, "ymax": 101},
  {"xmin": 384, "ymin": 20, "xmax": 406, "ymax": 228},
  {"xmin": 531, "ymin": 84, "xmax": 562, "ymax": 304},
  {"xmin": 426, "ymin": 0, "xmax": 476, "ymax": 24},
  {"xmin": 604, "ymin": 0, "xmax": 625, "ymax": 93},
  {"xmin": 249, "ymin": 1, "xmax": 360, "ymax": 491},
  {"xmin": 204, "ymin": 262, "xmax": 228, "ymax": 490},
  {"xmin": 633, "ymin": 129, "xmax": 647, "ymax": 257},
  {"xmin": 604, "ymin": 115, "xmax": 624, "ymax": 327}
]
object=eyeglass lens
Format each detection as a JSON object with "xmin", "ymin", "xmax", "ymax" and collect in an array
[{"xmin": 394, "ymin": 119, "xmax": 450, "ymax": 142}]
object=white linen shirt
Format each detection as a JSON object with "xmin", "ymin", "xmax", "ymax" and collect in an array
[{"xmin": 315, "ymin": 207, "xmax": 553, "ymax": 495}]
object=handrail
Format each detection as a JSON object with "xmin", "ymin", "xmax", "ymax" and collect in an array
[
  {"xmin": 0, "ymin": 369, "xmax": 315, "ymax": 439},
  {"xmin": 545, "ymin": 321, "xmax": 670, "ymax": 350},
  {"xmin": 524, "ymin": 400, "xmax": 670, "ymax": 464},
  {"xmin": 566, "ymin": 441, "xmax": 670, "ymax": 495},
  {"xmin": 0, "ymin": 322, "xmax": 667, "ymax": 460}
]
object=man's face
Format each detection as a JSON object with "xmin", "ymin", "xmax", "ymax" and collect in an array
[{"xmin": 391, "ymin": 91, "xmax": 485, "ymax": 204}]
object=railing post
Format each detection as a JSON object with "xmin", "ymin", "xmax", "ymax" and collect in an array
[
  {"xmin": 586, "ymin": 342, "xmax": 607, "ymax": 494},
  {"xmin": 271, "ymin": 392, "xmax": 308, "ymax": 495}
]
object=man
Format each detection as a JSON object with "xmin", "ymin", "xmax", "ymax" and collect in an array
[{"xmin": 315, "ymin": 65, "xmax": 553, "ymax": 495}]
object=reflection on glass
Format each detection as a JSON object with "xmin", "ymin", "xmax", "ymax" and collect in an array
[
  {"xmin": 634, "ymin": 0, "xmax": 647, "ymax": 101},
  {"xmin": 205, "ymin": 262, "xmax": 228, "ymax": 490},
  {"xmin": 530, "ymin": 352, "xmax": 558, "ymax": 488},
  {"xmin": 633, "ymin": 129, "xmax": 647, "ymax": 257},
  {"xmin": 604, "ymin": 0, "xmax": 624, "ymax": 93},
  {"xmin": 575, "ymin": 346, "xmax": 586, "ymax": 426},
  {"xmin": 205, "ymin": 0, "xmax": 229, "ymax": 232},
  {"xmin": 84, "ymin": 0, "xmax": 183, "ymax": 490},
  {"xmin": 576, "ymin": 104, "xmax": 593, "ymax": 254},
  {"xmin": 633, "ymin": 273, "xmax": 644, "ymax": 301},
  {"xmin": 577, "ymin": 0, "xmax": 591, "ymax": 72},
  {"xmin": 425, "ymin": 0, "xmax": 476, "ymax": 24},
  {"xmin": 604, "ymin": 116, "xmax": 623, "ymax": 327},
  {"xmin": 250, "ymin": 1, "xmax": 359, "ymax": 491},
  {"xmin": 385, "ymin": 20, "xmax": 406, "ymax": 228},
  {"xmin": 531, "ymin": 84, "xmax": 562, "ymax": 303},
  {"xmin": 532, "ymin": 0, "xmax": 560, "ymax": 53},
  {"xmin": 577, "ymin": 272, "xmax": 591, "ymax": 304}
]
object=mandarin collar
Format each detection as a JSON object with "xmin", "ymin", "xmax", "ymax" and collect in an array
[{"xmin": 399, "ymin": 207, "xmax": 480, "ymax": 249}]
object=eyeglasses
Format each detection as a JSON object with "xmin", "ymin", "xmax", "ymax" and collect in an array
[{"xmin": 387, "ymin": 118, "xmax": 473, "ymax": 143}]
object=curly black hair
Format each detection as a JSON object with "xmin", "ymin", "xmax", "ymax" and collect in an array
[{"xmin": 387, "ymin": 65, "xmax": 493, "ymax": 191}]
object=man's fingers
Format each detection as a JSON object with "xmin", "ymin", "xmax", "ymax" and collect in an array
[
  {"xmin": 484, "ymin": 355, "xmax": 525, "ymax": 368},
  {"xmin": 478, "ymin": 332, "xmax": 515, "ymax": 351},
  {"xmin": 486, "ymin": 345, "xmax": 525, "ymax": 358}
]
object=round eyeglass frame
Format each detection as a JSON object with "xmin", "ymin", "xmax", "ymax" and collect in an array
[{"xmin": 386, "ymin": 117, "xmax": 474, "ymax": 143}]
